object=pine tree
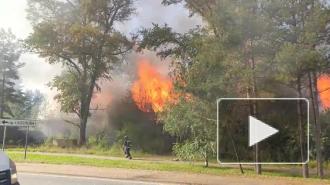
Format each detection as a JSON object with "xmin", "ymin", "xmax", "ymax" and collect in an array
[{"xmin": 0, "ymin": 29, "xmax": 24, "ymax": 118}]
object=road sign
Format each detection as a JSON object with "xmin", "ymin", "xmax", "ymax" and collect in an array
[
  {"xmin": 249, "ymin": 116, "xmax": 279, "ymax": 147},
  {"xmin": 0, "ymin": 119, "xmax": 37, "ymax": 159},
  {"xmin": 0, "ymin": 119, "xmax": 36, "ymax": 127}
]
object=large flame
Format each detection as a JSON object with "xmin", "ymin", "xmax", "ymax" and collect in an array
[
  {"xmin": 317, "ymin": 75, "xmax": 330, "ymax": 109},
  {"xmin": 131, "ymin": 60, "xmax": 175, "ymax": 112}
]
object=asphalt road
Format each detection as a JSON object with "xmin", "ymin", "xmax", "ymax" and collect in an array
[{"xmin": 18, "ymin": 173, "xmax": 170, "ymax": 185}]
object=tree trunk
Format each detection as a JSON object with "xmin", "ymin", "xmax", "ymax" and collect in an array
[
  {"xmin": 253, "ymin": 99, "xmax": 261, "ymax": 175},
  {"xmin": 78, "ymin": 75, "xmax": 97, "ymax": 146},
  {"xmin": 79, "ymin": 117, "xmax": 87, "ymax": 145},
  {"xmin": 248, "ymin": 93, "xmax": 261, "ymax": 174},
  {"xmin": 204, "ymin": 152, "xmax": 208, "ymax": 168},
  {"xmin": 247, "ymin": 81, "xmax": 261, "ymax": 174},
  {"xmin": 78, "ymin": 95, "xmax": 88, "ymax": 146},
  {"xmin": 0, "ymin": 70, "xmax": 5, "ymax": 118},
  {"xmin": 297, "ymin": 77, "xmax": 309, "ymax": 178},
  {"xmin": 250, "ymin": 40, "xmax": 261, "ymax": 174},
  {"xmin": 308, "ymin": 71, "xmax": 324, "ymax": 178},
  {"xmin": 230, "ymin": 132, "xmax": 244, "ymax": 174},
  {"xmin": 255, "ymin": 143, "xmax": 261, "ymax": 174}
]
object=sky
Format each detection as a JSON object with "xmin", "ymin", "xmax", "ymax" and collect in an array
[{"xmin": 0, "ymin": 0, "xmax": 202, "ymax": 104}]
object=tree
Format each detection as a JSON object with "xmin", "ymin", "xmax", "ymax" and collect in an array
[
  {"xmin": 275, "ymin": 44, "xmax": 314, "ymax": 177},
  {"xmin": 161, "ymin": 98, "xmax": 216, "ymax": 167},
  {"xmin": 0, "ymin": 29, "xmax": 24, "ymax": 119},
  {"xmin": 270, "ymin": 0, "xmax": 330, "ymax": 178},
  {"xmin": 0, "ymin": 30, "xmax": 45, "ymax": 146},
  {"xmin": 26, "ymin": 0, "xmax": 135, "ymax": 145},
  {"xmin": 138, "ymin": 21, "xmax": 230, "ymax": 165},
  {"xmin": 11, "ymin": 90, "xmax": 44, "ymax": 119},
  {"xmin": 153, "ymin": 0, "xmax": 274, "ymax": 174},
  {"xmin": 137, "ymin": 0, "xmax": 330, "ymax": 177}
]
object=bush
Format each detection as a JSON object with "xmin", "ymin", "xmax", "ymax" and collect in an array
[
  {"xmin": 173, "ymin": 142, "xmax": 200, "ymax": 161},
  {"xmin": 87, "ymin": 135, "xmax": 110, "ymax": 149}
]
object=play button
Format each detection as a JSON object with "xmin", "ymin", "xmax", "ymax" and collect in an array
[
  {"xmin": 217, "ymin": 98, "xmax": 309, "ymax": 164},
  {"xmin": 249, "ymin": 116, "xmax": 279, "ymax": 147}
]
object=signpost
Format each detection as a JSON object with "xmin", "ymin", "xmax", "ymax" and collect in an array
[
  {"xmin": 0, "ymin": 119, "xmax": 36, "ymax": 127},
  {"xmin": 0, "ymin": 119, "xmax": 37, "ymax": 159}
]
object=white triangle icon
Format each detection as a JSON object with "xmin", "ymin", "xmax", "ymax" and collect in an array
[{"xmin": 249, "ymin": 116, "xmax": 279, "ymax": 147}]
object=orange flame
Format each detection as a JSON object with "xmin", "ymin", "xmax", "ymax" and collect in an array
[
  {"xmin": 131, "ymin": 60, "xmax": 175, "ymax": 112},
  {"xmin": 317, "ymin": 75, "xmax": 330, "ymax": 109}
]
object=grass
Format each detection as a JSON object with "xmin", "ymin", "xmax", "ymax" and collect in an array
[
  {"xmin": 8, "ymin": 151, "xmax": 240, "ymax": 174},
  {"xmin": 6, "ymin": 145, "xmax": 165, "ymax": 158},
  {"xmin": 6, "ymin": 151, "xmax": 330, "ymax": 183},
  {"xmin": 8, "ymin": 146, "xmax": 330, "ymax": 169}
]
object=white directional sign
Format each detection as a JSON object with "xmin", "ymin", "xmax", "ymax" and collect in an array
[
  {"xmin": 0, "ymin": 119, "xmax": 36, "ymax": 127},
  {"xmin": 249, "ymin": 116, "xmax": 279, "ymax": 147}
]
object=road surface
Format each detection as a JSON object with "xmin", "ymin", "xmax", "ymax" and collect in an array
[
  {"xmin": 17, "ymin": 163, "xmax": 330, "ymax": 185},
  {"xmin": 19, "ymin": 173, "xmax": 170, "ymax": 185}
]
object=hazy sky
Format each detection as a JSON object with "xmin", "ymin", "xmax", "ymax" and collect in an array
[{"xmin": 0, "ymin": 0, "xmax": 201, "ymax": 101}]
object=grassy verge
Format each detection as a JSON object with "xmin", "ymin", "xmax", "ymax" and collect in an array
[
  {"xmin": 7, "ymin": 151, "xmax": 330, "ymax": 182},
  {"xmin": 7, "ymin": 145, "xmax": 168, "ymax": 159}
]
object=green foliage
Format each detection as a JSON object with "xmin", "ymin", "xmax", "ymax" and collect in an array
[
  {"xmin": 138, "ymin": 1, "xmax": 330, "ymax": 174},
  {"xmin": 273, "ymin": 0, "xmax": 330, "ymax": 83},
  {"xmin": 0, "ymin": 29, "xmax": 24, "ymax": 118},
  {"xmin": 26, "ymin": 0, "xmax": 136, "ymax": 144},
  {"xmin": 0, "ymin": 30, "xmax": 45, "ymax": 146},
  {"xmin": 275, "ymin": 43, "xmax": 325, "ymax": 83},
  {"xmin": 139, "ymin": 0, "xmax": 275, "ymax": 164},
  {"xmin": 10, "ymin": 90, "xmax": 44, "ymax": 119},
  {"xmin": 118, "ymin": 122, "xmax": 172, "ymax": 154},
  {"xmin": 320, "ymin": 111, "xmax": 330, "ymax": 160},
  {"xmin": 161, "ymin": 98, "xmax": 216, "ymax": 163},
  {"xmin": 173, "ymin": 141, "xmax": 212, "ymax": 162},
  {"xmin": 87, "ymin": 136, "xmax": 109, "ymax": 149},
  {"xmin": 50, "ymin": 71, "xmax": 80, "ymax": 114}
]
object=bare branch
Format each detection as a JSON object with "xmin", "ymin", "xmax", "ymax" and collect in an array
[
  {"xmin": 57, "ymin": 54, "xmax": 82, "ymax": 75},
  {"xmin": 107, "ymin": 1, "xmax": 129, "ymax": 31},
  {"xmin": 110, "ymin": 47, "xmax": 132, "ymax": 55}
]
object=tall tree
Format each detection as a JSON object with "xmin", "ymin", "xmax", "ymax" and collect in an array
[
  {"xmin": 0, "ymin": 29, "xmax": 24, "ymax": 119},
  {"xmin": 141, "ymin": 0, "xmax": 330, "ymax": 177},
  {"xmin": 167, "ymin": 0, "xmax": 273, "ymax": 174},
  {"xmin": 11, "ymin": 90, "xmax": 44, "ymax": 119},
  {"xmin": 139, "ymin": 24, "xmax": 226, "ymax": 168},
  {"xmin": 275, "ymin": 43, "xmax": 313, "ymax": 177},
  {"xmin": 26, "ymin": 0, "xmax": 135, "ymax": 145},
  {"xmin": 270, "ymin": 0, "xmax": 330, "ymax": 177},
  {"xmin": 161, "ymin": 98, "xmax": 216, "ymax": 167}
]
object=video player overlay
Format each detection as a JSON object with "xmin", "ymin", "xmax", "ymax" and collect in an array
[{"xmin": 217, "ymin": 98, "xmax": 309, "ymax": 164}]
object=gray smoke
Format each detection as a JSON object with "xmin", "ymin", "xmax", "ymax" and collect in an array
[{"xmin": 32, "ymin": 0, "xmax": 202, "ymax": 141}]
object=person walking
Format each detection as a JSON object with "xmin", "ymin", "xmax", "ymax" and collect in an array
[{"xmin": 123, "ymin": 136, "xmax": 132, "ymax": 159}]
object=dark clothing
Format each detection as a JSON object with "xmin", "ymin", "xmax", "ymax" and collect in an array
[
  {"xmin": 124, "ymin": 140, "xmax": 130, "ymax": 148},
  {"xmin": 123, "ymin": 139, "xmax": 132, "ymax": 159}
]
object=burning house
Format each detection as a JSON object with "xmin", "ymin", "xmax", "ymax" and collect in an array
[{"xmin": 84, "ymin": 55, "xmax": 176, "ymax": 153}]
